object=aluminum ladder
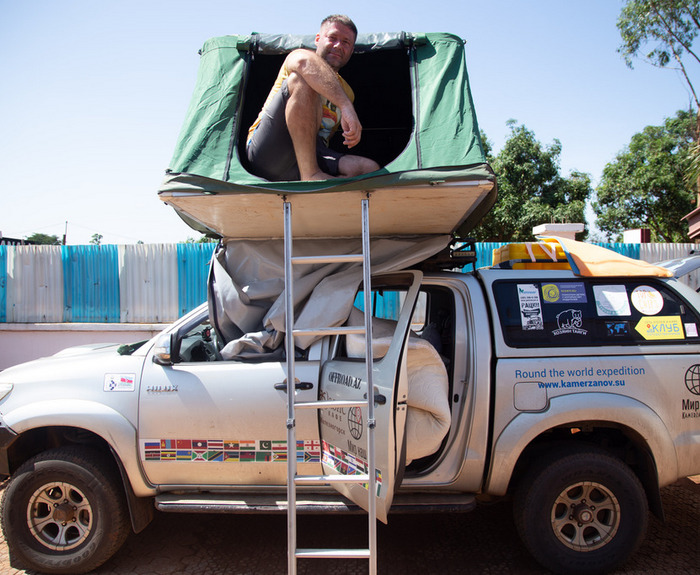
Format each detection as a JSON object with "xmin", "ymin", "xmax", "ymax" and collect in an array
[{"xmin": 283, "ymin": 195, "xmax": 377, "ymax": 575}]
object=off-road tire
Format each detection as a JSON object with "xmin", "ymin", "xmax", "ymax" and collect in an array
[
  {"xmin": 513, "ymin": 446, "xmax": 648, "ymax": 575},
  {"xmin": 1, "ymin": 446, "xmax": 131, "ymax": 574}
]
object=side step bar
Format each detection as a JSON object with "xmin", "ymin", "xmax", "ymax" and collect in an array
[{"xmin": 155, "ymin": 492, "xmax": 477, "ymax": 515}]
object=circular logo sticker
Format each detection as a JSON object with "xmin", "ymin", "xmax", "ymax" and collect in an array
[
  {"xmin": 631, "ymin": 285, "xmax": 664, "ymax": 316},
  {"xmin": 542, "ymin": 284, "xmax": 560, "ymax": 303},
  {"xmin": 348, "ymin": 407, "xmax": 363, "ymax": 440},
  {"xmin": 685, "ymin": 364, "xmax": 700, "ymax": 396}
]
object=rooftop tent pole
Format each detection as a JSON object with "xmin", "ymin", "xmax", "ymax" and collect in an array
[{"xmin": 407, "ymin": 34, "xmax": 421, "ymax": 169}]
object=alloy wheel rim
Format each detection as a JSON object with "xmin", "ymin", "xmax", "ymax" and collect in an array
[
  {"xmin": 550, "ymin": 480, "xmax": 621, "ymax": 551},
  {"xmin": 26, "ymin": 481, "xmax": 93, "ymax": 551}
]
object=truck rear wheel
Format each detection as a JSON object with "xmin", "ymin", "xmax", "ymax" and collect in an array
[
  {"xmin": 513, "ymin": 446, "xmax": 648, "ymax": 575},
  {"xmin": 1, "ymin": 447, "xmax": 131, "ymax": 574}
]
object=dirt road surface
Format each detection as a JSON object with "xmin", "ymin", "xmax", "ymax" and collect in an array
[{"xmin": 0, "ymin": 479, "xmax": 697, "ymax": 574}]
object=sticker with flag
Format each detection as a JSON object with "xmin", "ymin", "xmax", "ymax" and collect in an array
[
  {"xmin": 207, "ymin": 450, "xmax": 224, "ymax": 462},
  {"xmin": 207, "ymin": 439, "xmax": 224, "ymax": 461},
  {"xmin": 192, "ymin": 439, "xmax": 208, "ymax": 462},
  {"xmin": 375, "ymin": 469, "xmax": 383, "ymax": 497},
  {"xmin": 239, "ymin": 440, "xmax": 256, "ymax": 452},
  {"xmin": 255, "ymin": 451, "xmax": 271, "ymax": 462},
  {"xmin": 144, "ymin": 441, "xmax": 160, "ymax": 460},
  {"xmin": 142, "ymin": 438, "xmax": 323, "ymax": 464},
  {"xmin": 192, "ymin": 450, "xmax": 207, "ymax": 462},
  {"xmin": 224, "ymin": 450, "xmax": 240, "ymax": 462},
  {"xmin": 224, "ymin": 440, "xmax": 239, "ymax": 462}
]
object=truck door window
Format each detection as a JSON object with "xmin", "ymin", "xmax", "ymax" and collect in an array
[{"xmin": 175, "ymin": 316, "xmax": 222, "ymax": 362}]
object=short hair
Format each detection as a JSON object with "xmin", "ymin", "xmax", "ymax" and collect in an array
[{"xmin": 321, "ymin": 15, "xmax": 358, "ymax": 39}]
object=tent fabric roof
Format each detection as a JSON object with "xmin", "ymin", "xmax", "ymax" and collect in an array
[{"xmin": 158, "ymin": 32, "xmax": 497, "ymax": 239}]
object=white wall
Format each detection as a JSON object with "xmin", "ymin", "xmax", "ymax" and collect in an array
[{"xmin": 0, "ymin": 323, "xmax": 168, "ymax": 370}]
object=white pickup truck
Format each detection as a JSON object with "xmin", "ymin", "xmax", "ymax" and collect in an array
[
  {"xmin": 0, "ymin": 237, "xmax": 699, "ymax": 575},
  {"xmin": 2, "ymin": 29, "xmax": 699, "ymax": 575}
]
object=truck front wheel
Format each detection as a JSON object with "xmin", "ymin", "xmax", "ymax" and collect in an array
[
  {"xmin": 513, "ymin": 446, "xmax": 648, "ymax": 575},
  {"xmin": 1, "ymin": 446, "xmax": 131, "ymax": 574}
]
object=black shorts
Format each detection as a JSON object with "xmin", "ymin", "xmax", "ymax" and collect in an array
[{"xmin": 246, "ymin": 79, "xmax": 344, "ymax": 181}]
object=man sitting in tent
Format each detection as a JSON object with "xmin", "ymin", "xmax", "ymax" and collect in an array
[{"xmin": 245, "ymin": 15, "xmax": 380, "ymax": 182}]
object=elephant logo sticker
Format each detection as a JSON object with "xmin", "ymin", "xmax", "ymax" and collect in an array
[{"xmin": 552, "ymin": 309, "xmax": 587, "ymax": 336}]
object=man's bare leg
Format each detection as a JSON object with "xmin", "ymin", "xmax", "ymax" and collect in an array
[
  {"xmin": 285, "ymin": 72, "xmax": 333, "ymax": 180},
  {"xmin": 338, "ymin": 155, "xmax": 380, "ymax": 177}
]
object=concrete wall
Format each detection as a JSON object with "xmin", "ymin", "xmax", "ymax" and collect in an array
[{"xmin": 0, "ymin": 323, "xmax": 169, "ymax": 371}]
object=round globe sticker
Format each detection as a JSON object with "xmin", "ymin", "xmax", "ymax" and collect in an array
[
  {"xmin": 631, "ymin": 285, "xmax": 664, "ymax": 315},
  {"xmin": 542, "ymin": 284, "xmax": 560, "ymax": 303}
]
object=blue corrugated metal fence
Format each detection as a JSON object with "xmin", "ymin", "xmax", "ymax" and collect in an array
[
  {"xmin": 63, "ymin": 245, "xmax": 120, "ymax": 322},
  {"xmin": 0, "ymin": 246, "xmax": 6, "ymax": 323},
  {"xmin": 177, "ymin": 243, "xmax": 216, "ymax": 318},
  {"xmin": 0, "ymin": 242, "xmax": 693, "ymax": 323}
]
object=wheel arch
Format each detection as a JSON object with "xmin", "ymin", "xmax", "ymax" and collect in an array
[
  {"xmin": 485, "ymin": 393, "xmax": 675, "ymax": 519},
  {"xmin": 2, "ymin": 401, "xmax": 156, "ymax": 532}
]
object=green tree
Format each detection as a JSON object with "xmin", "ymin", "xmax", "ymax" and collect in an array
[
  {"xmin": 25, "ymin": 233, "xmax": 61, "ymax": 245},
  {"xmin": 593, "ymin": 109, "xmax": 696, "ymax": 242},
  {"xmin": 618, "ymin": 0, "xmax": 700, "ymax": 106},
  {"xmin": 90, "ymin": 233, "xmax": 103, "ymax": 245},
  {"xmin": 472, "ymin": 122, "xmax": 591, "ymax": 242},
  {"xmin": 618, "ymin": 1, "xmax": 700, "ymax": 185},
  {"xmin": 183, "ymin": 235, "xmax": 218, "ymax": 244}
]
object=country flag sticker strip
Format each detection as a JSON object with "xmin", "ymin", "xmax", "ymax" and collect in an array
[
  {"xmin": 321, "ymin": 440, "xmax": 382, "ymax": 496},
  {"xmin": 141, "ymin": 439, "xmax": 322, "ymax": 464}
]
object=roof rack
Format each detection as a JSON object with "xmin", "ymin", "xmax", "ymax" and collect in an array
[{"xmin": 418, "ymin": 239, "xmax": 477, "ymax": 272}]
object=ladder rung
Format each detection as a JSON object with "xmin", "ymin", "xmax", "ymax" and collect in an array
[
  {"xmin": 295, "ymin": 474, "xmax": 370, "ymax": 484},
  {"xmin": 295, "ymin": 399, "xmax": 367, "ymax": 410},
  {"xmin": 296, "ymin": 548, "xmax": 371, "ymax": 559},
  {"xmin": 292, "ymin": 326, "xmax": 365, "ymax": 337},
  {"xmin": 292, "ymin": 254, "xmax": 364, "ymax": 265}
]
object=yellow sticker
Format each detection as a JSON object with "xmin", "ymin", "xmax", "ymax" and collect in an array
[
  {"xmin": 542, "ymin": 283, "xmax": 560, "ymax": 303},
  {"xmin": 634, "ymin": 316, "xmax": 684, "ymax": 340}
]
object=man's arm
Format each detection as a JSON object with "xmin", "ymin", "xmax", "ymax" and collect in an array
[{"xmin": 284, "ymin": 49, "xmax": 362, "ymax": 148}]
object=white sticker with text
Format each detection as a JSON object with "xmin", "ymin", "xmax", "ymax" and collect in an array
[
  {"xmin": 104, "ymin": 374, "xmax": 136, "ymax": 392},
  {"xmin": 594, "ymin": 285, "xmax": 631, "ymax": 317}
]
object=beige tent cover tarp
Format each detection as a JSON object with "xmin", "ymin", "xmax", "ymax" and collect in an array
[{"xmin": 545, "ymin": 238, "xmax": 673, "ymax": 277}]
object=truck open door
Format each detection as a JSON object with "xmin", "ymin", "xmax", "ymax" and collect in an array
[{"xmin": 317, "ymin": 271, "xmax": 423, "ymax": 523}]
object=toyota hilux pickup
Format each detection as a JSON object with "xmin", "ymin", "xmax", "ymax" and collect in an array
[
  {"xmin": 2, "ymin": 29, "xmax": 699, "ymax": 575},
  {"xmin": 1, "ymin": 238, "xmax": 699, "ymax": 575}
]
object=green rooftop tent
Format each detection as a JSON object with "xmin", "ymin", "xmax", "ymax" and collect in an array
[
  {"xmin": 159, "ymin": 31, "xmax": 498, "ymax": 361},
  {"xmin": 158, "ymin": 32, "xmax": 497, "ymax": 240}
]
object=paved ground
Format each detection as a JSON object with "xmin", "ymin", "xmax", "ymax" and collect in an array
[{"xmin": 0, "ymin": 478, "xmax": 698, "ymax": 574}]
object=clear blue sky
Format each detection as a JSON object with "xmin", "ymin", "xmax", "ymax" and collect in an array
[{"xmin": 1, "ymin": 0, "xmax": 696, "ymax": 244}]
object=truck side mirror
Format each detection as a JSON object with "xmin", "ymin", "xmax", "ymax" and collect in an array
[{"xmin": 152, "ymin": 334, "xmax": 174, "ymax": 366}]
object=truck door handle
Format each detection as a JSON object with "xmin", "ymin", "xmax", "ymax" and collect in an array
[
  {"xmin": 274, "ymin": 381, "xmax": 314, "ymax": 392},
  {"xmin": 364, "ymin": 391, "xmax": 387, "ymax": 405}
]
